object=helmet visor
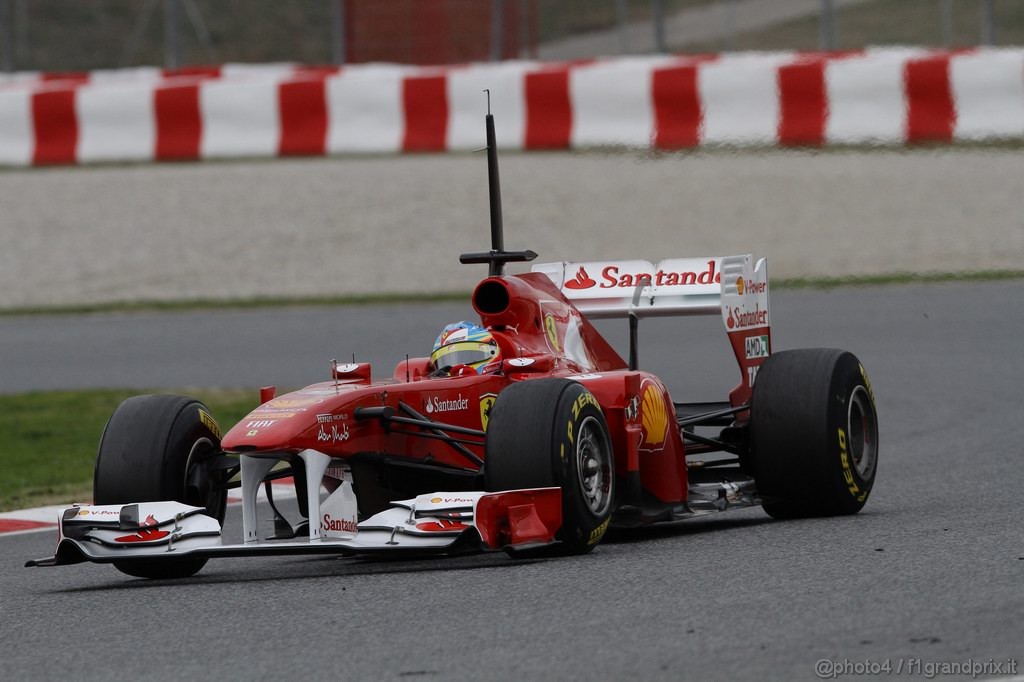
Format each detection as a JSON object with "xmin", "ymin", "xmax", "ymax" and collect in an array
[{"xmin": 430, "ymin": 341, "xmax": 497, "ymax": 369}]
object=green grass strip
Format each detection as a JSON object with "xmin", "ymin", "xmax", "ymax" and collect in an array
[
  {"xmin": 0, "ymin": 291, "xmax": 470, "ymax": 317},
  {"xmin": 775, "ymin": 269, "xmax": 1024, "ymax": 290}
]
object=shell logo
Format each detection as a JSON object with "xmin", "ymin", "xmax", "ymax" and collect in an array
[
  {"xmin": 736, "ymin": 276, "xmax": 745, "ymax": 296},
  {"xmin": 430, "ymin": 497, "xmax": 443, "ymax": 504},
  {"xmin": 640, "ymin": 384, "xmax": 667, "ymax": 448}
]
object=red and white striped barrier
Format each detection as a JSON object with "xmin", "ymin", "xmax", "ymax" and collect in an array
[{"xmin": 0, "ymin": 48, "xmax": 1021, "ymax": 166}]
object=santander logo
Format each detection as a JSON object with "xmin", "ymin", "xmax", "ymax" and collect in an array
[
  {"xmin": 415, "ymin": 519, "xmax": 470, "ymax": 532},
  {"xmin": 322, "ymin": 514, "xmax": 358, "ymax": 534},
  {"xmin": 563, "ymin": 261, "xmax": 721, "ymax": 291},
  {"xmin": 726, "ymin": 304, "xmax": 768, "ymax": 330},
  {"xmin": 564, "ymin": 266, "xmax": 597, "ymax": 290},
  {"xmin": 114, "ymin": 514, "xmax": 169, "ymax": 543}
]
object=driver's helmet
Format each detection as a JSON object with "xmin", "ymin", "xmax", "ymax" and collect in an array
[{"xmin": 430, "ymin": 321, "xmax": 501, "ymax": 374}]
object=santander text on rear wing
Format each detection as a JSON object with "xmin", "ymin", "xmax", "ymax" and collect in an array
[
  {"xmin": 533, "ymin": 255, "xmax": 771, "ymax": 399},
  {"xmin": 532, "ymin": 255, "xmax": 766, "ymax": 319}
]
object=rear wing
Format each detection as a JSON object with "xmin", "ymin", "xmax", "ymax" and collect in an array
[
  {"xmin": 532, "ymin": 255, "xmax": 771, "ymax": 401},
  {"xmin": 532, "ymin": 256, "xmax": 763, "ymax": 320}
]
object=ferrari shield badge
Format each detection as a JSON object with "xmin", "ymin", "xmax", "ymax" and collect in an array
[
  {"xmin": 544, "ymin": 314, "xmax": 560, "ymax": 351},
  {"xmin": 480, "ymin": 393, "xmax": 497, "ymax": 430}
]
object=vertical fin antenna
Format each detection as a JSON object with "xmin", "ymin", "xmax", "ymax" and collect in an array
[
  {"xmin": 457, "ymin": 92, "xmax": 537, "ymax": 274},
  {"xmin": 484, "ymin": 89, "xmax": 504, "ymax": 273}
]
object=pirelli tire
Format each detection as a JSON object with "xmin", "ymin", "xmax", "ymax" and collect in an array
[
  {"xmin": 484, "ymin": 379, "xmax": 614, "ymax": 554},
  {"xmin": 94, "ymin": 395, "xmax": 228, "ymax": 579},
  {"xmin": 749, "ymin": 349, "xmax": 879, "ymax": 519}
]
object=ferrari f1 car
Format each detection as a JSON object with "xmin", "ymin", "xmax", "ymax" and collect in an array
[{"xmin": 28, "ymin": 108, "xmax": 879, "ymax": 579}]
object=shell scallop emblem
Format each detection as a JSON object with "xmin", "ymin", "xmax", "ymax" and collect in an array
[{"xmin": 640, "ymin": 384, "xmax": 668, "ymax": 449}]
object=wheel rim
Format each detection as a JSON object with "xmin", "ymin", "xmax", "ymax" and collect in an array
[
  {"xmin": 184, "ymin": 437, "xmax": 225, "ymax": 520},
  {"xmin": 848, "ymin": 386, "xmax": 878, "ymax": 480},
  {"xmin": 575, "ymin": 416, "xmax": 612, "ymax": 517}
]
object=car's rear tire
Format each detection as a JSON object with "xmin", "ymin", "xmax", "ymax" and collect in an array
[
  {"xmin": 749, "ymin": 349, "xmax": 879, "ymax": 518},
  {"xmin": 94, "ymin": 395, "xmax": 228, "ymax": 579},
  {"xmin": 485, "ymin": 379, "xmax": 614, "ymax": 554}
]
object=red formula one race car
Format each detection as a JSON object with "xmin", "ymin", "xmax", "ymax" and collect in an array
[{"xmin": 28, "ymin": 111, "xmax": 879, "ymax": 579}]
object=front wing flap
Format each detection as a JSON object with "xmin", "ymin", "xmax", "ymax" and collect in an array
[{"xmin": 26, "ymin": 488, "xmax": 562, "ymax": 568}]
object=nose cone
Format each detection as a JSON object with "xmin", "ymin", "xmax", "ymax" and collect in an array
[
  {"xmin": 222, "ymin": 413, "xmax": 308, "ymax": 451},
  {"xmin": 220, "ymin": 383, "xmax": 367, "ymax": 452}
]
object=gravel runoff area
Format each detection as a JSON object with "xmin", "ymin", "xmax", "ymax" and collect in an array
[{"xmin": 2, "ymin": 148, "xmax": 1022, "ymax": 309}]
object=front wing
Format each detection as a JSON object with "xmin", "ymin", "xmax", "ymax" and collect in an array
[{"xmin": 26, "ymin": 488, "xmax": 562, "ymax": 568}]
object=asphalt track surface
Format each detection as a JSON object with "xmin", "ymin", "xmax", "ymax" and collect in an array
[{"xmin": 2, "ymin": 280, "xmax": 1023, "ymax": 681}]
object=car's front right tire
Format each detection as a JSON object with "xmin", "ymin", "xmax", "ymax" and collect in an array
[{"xmin": 484, "ymin": 379, "xmax": 614, "ymax": 553}]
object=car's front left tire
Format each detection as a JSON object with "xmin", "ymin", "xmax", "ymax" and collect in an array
[
  {"xmin": 94, "ymin": 395, "xmax": 228, "ymax": 579},
  {"xmin": 749, "ymin": 349, "xmax": 879, "ymax": 518}
]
